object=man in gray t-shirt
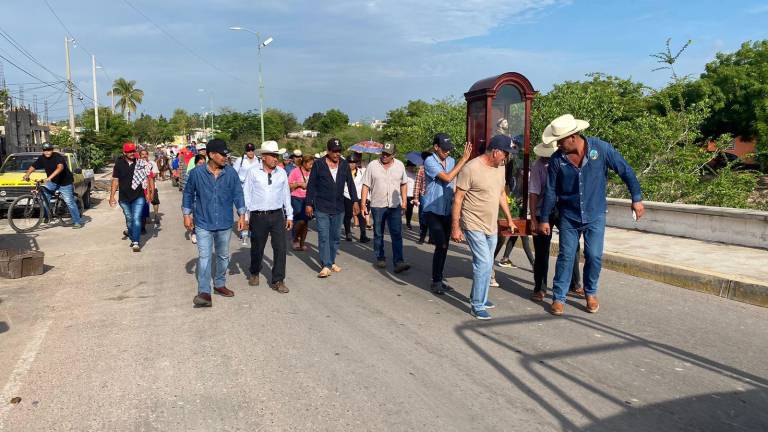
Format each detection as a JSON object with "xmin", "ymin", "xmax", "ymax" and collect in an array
[{"xmin": 360, "ymin": 142, "xmax": 410, "ymax": 273}]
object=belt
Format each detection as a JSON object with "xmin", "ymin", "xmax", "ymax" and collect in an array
[{"xmin": 251, "ymin": 208, "xmax": 283, "ymax": 215}]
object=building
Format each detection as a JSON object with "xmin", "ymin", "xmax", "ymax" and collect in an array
[
  {"xmin": 706, "ymin": 136, "xmax": 757, "ymax": 164},
  {"xmin": 0, "ymin": 106, "xmax": 50, "ymax": 159}
]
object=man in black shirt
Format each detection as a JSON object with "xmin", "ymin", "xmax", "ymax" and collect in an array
[
  {"xmin": 109, "ymin": 142, "xmax": 153, "ymax": 252},
  {"xmin": 22, "ymin": 142, "xmax": 82, "ymax": 228}
]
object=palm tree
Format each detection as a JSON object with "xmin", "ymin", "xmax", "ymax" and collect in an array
[{"xmin": 108, "ymin": 78, "xmax": 144, "ymax": 121}]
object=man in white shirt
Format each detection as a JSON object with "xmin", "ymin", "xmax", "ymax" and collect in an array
[
  {"xmin": 234, "ymin": 142, "xmax": 262, "ymax": 183},
  {"xmin": 243, "ymin": 141, "xmax": 293, "ymax": 293}
]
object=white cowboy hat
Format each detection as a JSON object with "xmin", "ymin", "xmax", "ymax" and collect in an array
[
  {"xmin": 257, "ymin": 140, "xmax": 286, "ymax": 155},
  {"xmin": 542, "ymin": 114, "xmax": 590, "ymax": 145},
  {"xmin": 534, "ymin": 142, "xmax": 557, "ymax": 158},
  {"xmin": 292, "ymin": 149, "xmax": 303, "ymax": 157}
]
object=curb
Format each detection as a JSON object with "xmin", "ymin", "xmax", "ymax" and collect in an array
[{"xmin": 549, "ymin": 239, "xmax": 768, "ymax": 308}]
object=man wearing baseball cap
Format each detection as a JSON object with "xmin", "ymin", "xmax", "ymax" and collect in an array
[
  {"xmin": 305, "ymin": 138, "xmax": 360, "ymax": 278},
  {"xmin": 451, "ymin": 134, "xmax": 516, "ymax": 320},
  {"xmin": 360, "ymin": 141, "xmax": 411, "ymax": 273},
  {"xmin": 538, "ymin": 114, "xmax": 644, "ymax": 316},
  {"xmin": 285, "ymin": 149, "xmax": 302, "ymax": 176},
  {"xmin": 110, "ymin": 142, "xmax": 154, "ymax": 251},
  {"xmin": 183, "ymin": 139, "xmax": 247, "ymax": 307},
  {"xmin": 22, "ymin": 142, "xmax": 82, "ymax": 229},
  {"xmin": 421, "ymin": 133, "xmax": 473, "ymax": 293}
]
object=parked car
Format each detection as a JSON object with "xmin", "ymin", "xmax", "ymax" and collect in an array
[{"xmin": 0, "ymin": 152, "xmax": 94, "ymax": 210}]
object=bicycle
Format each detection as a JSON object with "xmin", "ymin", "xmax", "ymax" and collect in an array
[{"xmin": 6, "ymin": 180, "xmax": 84, "ymax": 233}]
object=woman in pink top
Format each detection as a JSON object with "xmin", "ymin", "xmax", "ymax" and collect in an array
[{"xmin": 288, "ymin": 155, "xmax": 314, "ymax": 250}]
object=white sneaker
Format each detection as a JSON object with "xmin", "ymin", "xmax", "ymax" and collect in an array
[
  {"xmin": 490, "ymin": 277, "xmax": 500, "ymax": 288},
  {"xmin": 131, "ymin": 242, "xmax": 141, "ymax": 252},
  {"xmin": 191, "ymin": 234, "xmax": 197, "ymax": 244}
]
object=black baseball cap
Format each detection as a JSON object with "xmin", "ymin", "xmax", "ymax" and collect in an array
[
  {"xmin": 206, "ymin": 139, "xmax": 230, "ymax": 156},
  {"xmin": 327, "ymin": 138, "xmax": 342, "ymax": 152},
  {"xmin": 488, "ymin": 134, "xmax": 515, "ymax": 153},
  {"xmin": 245, "ymin": 143, "xmax": 256, "ymax": 152},
  {"xmin": 41, "ymin": 142, "xmax": 54, "ymax": 151},
  {"xmin": 433, "ymin": 133, "xmax": 454, "ymax": 151}
]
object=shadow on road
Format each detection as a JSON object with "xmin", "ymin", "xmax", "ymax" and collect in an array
[
  {"xmin": 0, "ymin": 321, "xmax": 8, "ymax": 334},
  {"xmin": 455, "ymin": 315, "xmax": 768, "ymax": 431}
]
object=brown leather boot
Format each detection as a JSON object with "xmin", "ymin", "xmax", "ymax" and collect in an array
[
  {"xmin": 550, "ymin": 301, "xmax": 564, "ymax": 316},
  {"xmin": 586, "ymin": 295, "xmax": 599, "ymax": 313},
  {"xmin": 214, "ymin": 286, "xmax": 234, "ymax": 297}
]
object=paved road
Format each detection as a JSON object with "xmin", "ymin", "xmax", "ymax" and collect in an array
[{"xmin": 1, "ymin": 178, "xmax": 766, "ymax": 431}]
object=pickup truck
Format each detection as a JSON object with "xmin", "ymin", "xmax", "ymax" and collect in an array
[{"xmin": 0, "ymin": 152, "xmax": 94, "ymax": 209}]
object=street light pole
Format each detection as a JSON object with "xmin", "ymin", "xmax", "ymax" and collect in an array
[
  {"xmin": 229, "ymin": 26, "xmax": 273, "ymax": 144},
  {"xmin": 91, "ymin": 55, "xmax": 99, "ymax": 132},
  {"xmin": 64, "ymin": 37, "xmax": 76, "ymax": 140},
  {"xmin": 198, "ymin": 89, "xmax": 214, "ymax": 139}
]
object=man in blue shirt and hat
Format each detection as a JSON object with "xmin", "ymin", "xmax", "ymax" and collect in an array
[{"xmin": 539, "ymin": 114, "xmax": 645, "ymax": 316}]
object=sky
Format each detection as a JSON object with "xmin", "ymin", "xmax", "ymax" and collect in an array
[{"xmin": 2, "ymin": 0, "xmax": 767, "ymax": 124}]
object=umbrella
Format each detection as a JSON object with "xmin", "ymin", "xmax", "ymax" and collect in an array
[
  {"xmin": 405, "ymin": 151, "xmax": 424, "ymax": 166},
  {"xmin": 349, "ymin": 140, "xmax": 383, "ymax": 154}
]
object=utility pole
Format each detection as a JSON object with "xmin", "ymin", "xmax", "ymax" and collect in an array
[
  {"xmin": 91, "ymin": 55, "xmax": 99, "ymax": 132},
  {"xmin": 64, "ymin": 37, "xmax": 76, "ymax": 140}
]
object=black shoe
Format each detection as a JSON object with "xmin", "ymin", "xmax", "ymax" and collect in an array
[
  {"xmin": 122, "ymin": 230, "xmax": 129, "ymax": 240},
  {"xmin": 360, "ymin": 236, "xmax": 370, "ymax": 244},
  {"xmin": 394, "ymin": 262, "xmax": 411, "ymax": 273},
  {"xmin": 430, "ymin": 281, "xmax": 446, "ymax": 295},
  {"xmin": 418, "ymin": 236, "xmax": 426, "ymax": 245},
  {"xmin": 345, "ymin": 234, "xmax": 353, "ymax": 241}
]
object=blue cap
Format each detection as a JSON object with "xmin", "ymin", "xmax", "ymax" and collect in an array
[{"xmin": 488, "ymin": 135, "xmax": 515, "ymax": 153}]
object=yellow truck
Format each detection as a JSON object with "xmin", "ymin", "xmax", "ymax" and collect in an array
[{"xmin": 0, "ymin": 152, "xmax": 94, "ymax": 210}]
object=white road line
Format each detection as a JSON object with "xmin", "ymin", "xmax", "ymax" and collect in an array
[{"xmin": 0, "ymin": 319, "xmax": 52, "ymax": 431}]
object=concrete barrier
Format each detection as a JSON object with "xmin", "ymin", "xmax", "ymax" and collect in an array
[{"xmin": 606, "ymin": 198, "xmax": 768, "ymax": 249}]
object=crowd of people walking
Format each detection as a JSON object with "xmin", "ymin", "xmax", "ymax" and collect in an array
[{"xmin": 106, "ymin": 112, "xmax": 645, "ymax": 320}]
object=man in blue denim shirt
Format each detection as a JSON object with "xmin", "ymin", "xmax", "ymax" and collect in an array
[
  {"xmin": 539, "ymin": 115, "xmax": 645, "ymax": 316},
  {"xmin": 182, "ymin": 139, "xmax": 247, "ymax": 307}
]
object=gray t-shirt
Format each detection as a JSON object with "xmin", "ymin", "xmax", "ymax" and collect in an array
[{"xmin": 362, "ymin": 159, "xmax": 408, "ymax": 208}]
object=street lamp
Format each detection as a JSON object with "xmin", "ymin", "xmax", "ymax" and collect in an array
[
  {"xmin": 198, "ymin": 88, "xmax": 214, "ymax": 139},
  {"xmin": 229, "ymin": 26, "xmax": 273, "ymax": 144}
]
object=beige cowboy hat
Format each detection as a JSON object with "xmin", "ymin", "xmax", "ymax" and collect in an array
[
  {"xmin": 534, "ymin": 142, "xmax": 557, "ymax": 158},
  {"xmin": 542, "ymin": 114, "xmax": 590, "ymax": 145},
  {"xmin": 257, "ymin": 140, "xmax": 286, "ymax": 156}
]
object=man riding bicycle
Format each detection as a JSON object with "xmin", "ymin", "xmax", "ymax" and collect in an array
[{"xmin": 21, "ymin": 142, "xmax": 83, "ymax": 229}]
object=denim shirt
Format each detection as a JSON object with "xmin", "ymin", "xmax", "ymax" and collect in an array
[
  {"xmin": 182, "ymin": 164, "xmax": 246, "ymax": 231},
  {"xmin": 540, "ymin": 136, "xmax": 642, "ymax": 225},
  {"xmin": 422, "ymin": 154, "xmax": 456, "ymax": 216}
]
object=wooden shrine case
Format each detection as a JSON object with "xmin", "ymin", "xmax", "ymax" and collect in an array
[{"xmin": 464, "ymin": 72, "xmax": 537, "ymax": 236}]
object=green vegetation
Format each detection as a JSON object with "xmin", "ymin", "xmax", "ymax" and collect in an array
[{"xmin": 108, "ymin": 78, "xmax": 144, "ymax": 121}]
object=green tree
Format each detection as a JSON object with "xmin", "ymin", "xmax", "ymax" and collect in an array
[
  {"xmin": 383, "ymin": 98, "xmax": 466, "ymax": 157},
  {"xmin": 695, "ymin": 40, "xmax": 768, "ymax": 169},
  {"xmin": 0, "ymin": 88, "xmax": 8, "ymax": 126},
  {"xmin": 318, "ymin": 109, "xmax": 349, "ymax": 134},
  {"xmin": 108, "ymin": 78, "xmax": 144, "ymax": 121},
  {"xmin": 303, "ymin": 112, "xmax": 324, "ymax": 130},
  {"xmin": 169, "ymin": 108, "xmax": 193, "ymax": 138}
]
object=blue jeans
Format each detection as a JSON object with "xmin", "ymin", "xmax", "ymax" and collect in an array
[
  {"xmin": 316, "ymin": 211, "xmax": 343, "ymax": 268},
  {"xmin": 195, "ymin": 227, "xmax": 231, "ymax": 294},
  {"xmin": 42, "ymin": 182, "xmax": 81, "ymax": 225},
  {"xmin": 119, "ymin": 197, "xmax": 145, "ymax": 243},
  {"xmin": 371, "ymin": 207, "xmax": 404, "ymax": 264},
  {"xmin": 552, "ymin": 214, "xmax": 606, "ymax": 303},
  {"xmin": 465, "ymin": 230, "xmax": 498, "ymax": 312}
]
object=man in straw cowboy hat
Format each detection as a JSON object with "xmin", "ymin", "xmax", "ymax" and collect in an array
[
  {"xmin": 243, "ymin": 140, "xmax": 293, "ymax": 293},
  {"xmin": 539, "ymin": 114, "xmax": 645, "ymax": 316},
  {"xmin": 529, "ymin": 140, "xmax": 583, "ymax": 303}
]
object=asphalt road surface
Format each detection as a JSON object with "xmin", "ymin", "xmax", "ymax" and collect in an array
[{"xmin": 1, "ymin": 178, "xmax": 766, "ymax": 431}]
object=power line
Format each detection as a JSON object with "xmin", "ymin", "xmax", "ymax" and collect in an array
[
  {"xmin": 0, "ymin": 25, "xmax": 66, "ymax": 81},
  {"xmin": 120, "ymin": 0, "xmax": 247, "ymax": 85}
]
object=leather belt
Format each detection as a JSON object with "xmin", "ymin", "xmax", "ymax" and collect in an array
[{"xmin": 251, "ymin": 209, "xmax": 282, "ymax": 215}]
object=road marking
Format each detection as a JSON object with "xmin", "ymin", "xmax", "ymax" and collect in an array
[{"xmin": 0, "ymin": 319, "xmax": 51, "ymax": 431}]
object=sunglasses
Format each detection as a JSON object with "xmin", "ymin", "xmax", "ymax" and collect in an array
[{"xmin": 268, "ymin": 172, "xmax": 272, "ymax": 185}]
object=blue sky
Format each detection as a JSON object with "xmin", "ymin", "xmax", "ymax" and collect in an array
[{"xmin": 2, "ymin": 0, "xmax": 767, "ymax": 124}]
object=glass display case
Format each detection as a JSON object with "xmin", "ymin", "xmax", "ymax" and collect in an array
[{"xmin": 464, "ymin": 72, "xmax": 536, "ymax": 236}]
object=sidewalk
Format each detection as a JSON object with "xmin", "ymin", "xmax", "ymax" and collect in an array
[{"xmin": 551, "ymin": 227, "xmax": 768, "ymax": 308}]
